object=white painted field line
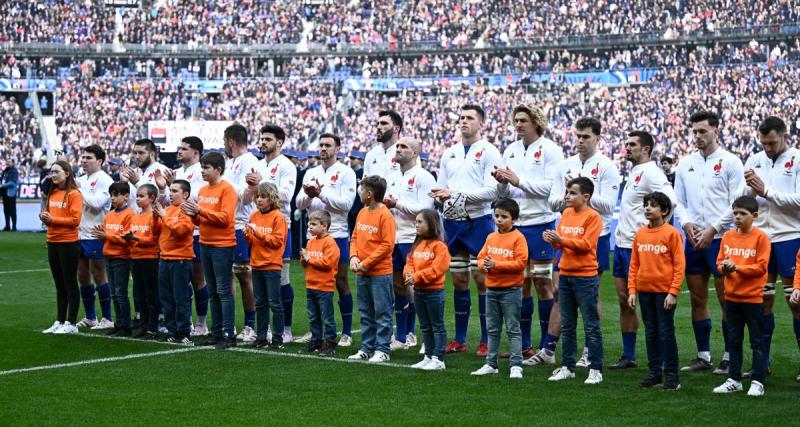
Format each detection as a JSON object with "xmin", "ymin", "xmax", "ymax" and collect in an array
[
  {"xmin": 681, "ymin": 287, "xmax": 716, "ymax": 294},
  {"xmin": 0, "ymin": 268, "xmax": 49, "ymax": 274},
  {"xmin": 228, "ymin": 346, "xmax": 415, "ymax": 370},
  {"xmin": 0, "ymin": 347, "xmax": 206, "ymax": 377}
]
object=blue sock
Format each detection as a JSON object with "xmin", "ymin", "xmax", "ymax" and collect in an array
[
  {"xmin": 406, "ymin": 303, "xmax": 416, "ymax": 335},
  {"xmin": 538, "ymin": 299, "xmax": 554, "ymax": 349},
  {"xmin": 793, "ymin": 318, "xmax": 800, "ymax": 352},
  {"xmin": 722, "ymin": 319, "xmax": 729, "ymax": 354},
  {"xmin": 478, "ymin": 293, "xmax": 487, "ymax": 344},
  {"xmin": 244, "ymin": 310, "xmax": 256, "ymax": 329},
  {"xmin": 339, "ymin": 293, "xmax": 353, "ymax": 336},
  {"xmin": 520, "ymin": 296, "xmax": 534, "ymax": 350},
  {"xmin": 545, "ymin": 333, "xmax": 559, "ymax": 352},
  {"xmin": 395, "ymin": 295, "xmax": 408, "ymax": 342},
  {"xmin": 281, "ymin": 284, "xmax": 294, "ymax": 327},
  {"xmin": 454, "ymin": 289, "xmax": 471, "ymax": 344},
  {"xmin": 96, "ymin": 283, "xmax": 112, "ymax": 320},
  {"xmin": 80, "ymin": 284, "xmax": 97, "ymax": 320},
  {"xmin": 692, "ymin": 318, "xmax": 712, "ymax": 353},
  {"xmin": 622, "ymin": 332, "xmax": 637, "ymax": 360},
  {"xmin": 195, "ymin": 286, "xmax": 209, "ymax": 317},
  {"xmin": 762, "ymin": 313, "xmax": 775, "ymax": 367}
]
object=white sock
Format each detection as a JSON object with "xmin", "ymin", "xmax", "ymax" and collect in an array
[
  {"xmin": 723, "ymin": 351, "xmax": 730, "ymax": 362},
  {"xmin": 698, "ymin": 351, "xmax": 711, "ymax": 362}
]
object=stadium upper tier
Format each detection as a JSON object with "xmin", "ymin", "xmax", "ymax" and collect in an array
[
  {"xmin": 0, "ymin": 0, "xmax": 798, "ymax": 48},
  {"xmin": 2, "ymin": 62, "xmax": 798, "ymax": 181}
]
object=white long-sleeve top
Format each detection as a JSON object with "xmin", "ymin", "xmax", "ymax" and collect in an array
[
  {"xmin": 741, "ymin": 147, "xmax": 800, "ymax": 243},
  {"xmin": 175, "ymin": 161, "xmax": 206, "ymax": 237},
  {"xmin": 77, "ymin": 169, "xmax": 114, "ymax": 240},
  {"xmin": 674, "ymin": 147, "xmax": 744, "ymax": 238},
  {"xmin": 250, "ymin": 154, "xmax": 297, "ymax": 225},
  {"xmin": 549, "ymin": 151, "xmax": 621, "ymax": 236},
  {"xmin": 386, "ymin": 164, "xmax": 436, "ymax": 244},
  {"xmin": 223, "ymin": 152, "xmax": 259, "ymax": 230},
  {"xmin": 615, "ymin": 161, "xmax": 677, "ymax": 248},
  {"xmin": 436, "ymin": 139, "xmax": 502, "ymax": 219},
  {"xmin": 296, "ymin": 161, "xmax": 357, "ymax": 239},
  {"xmin": 363, "ymin": 143, "xmax": 421, "ymax": 178},
  {"xmin": 498, "ymin": 137, "xmax": 563, "ymax": 226},
  {"xmin": 129, "ymin": 161, "xmax": 170, "ymax": 213}
]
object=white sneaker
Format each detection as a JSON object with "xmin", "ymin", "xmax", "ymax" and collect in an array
[
  {"xmin": 53, "ymin": 321, "xmax": 79, "ymax": 334},
  {"xmin": 368, "ymin": 351, "xmax": 390, "ymax": 364},
  {"xmin": 43, "ymin": 321, "xmax": 63, "ymax": 334},
  {"xmin": 267, "ymin": 326, "xmax": 273, "ymax": 342},
  {"xmin": 338, "ymin": 334, "xmax": 352, "ymax": 347},
  {"xmin": 523, "ymin": 348, "xmax": 555, "ymax": 366},
  {"xmin": 713, "ymin": 378, "xmax": 743, "ymax": 394},
  {"xmin": 90, "ymin": 318, "xmax": 114, "ymax": 330},
  {"xmin": 747, "ymin": 381, "xmax": 765, "ymax": 397},
  {"xmin": 406, "ymin": 333, "xmax": 418, "ymax": 347},
  {"xmin": 419, "ymin": 343, "xmax": 426, "ymax": 354},
  {"xmin": 576, "ymin": 347, "xmax": 590, "ymax": 368},
  {"xmin": 548, "ymin": 366, "xmax": 575, "ymax": 381},
  {"xmin": 76, "ymin": 317, "xmax": 97, "ymax": 328},
  {"xmin": 158, "ymin": 325, "xmax": 169, "ymax": 334},
  {"xmin": 190, "ymin": 322, "xmax": 208, "ymax": 337},
  {"xmin": 347, "ymin": 350, "xmax": 371, "ymax": 360},
  {"xmin": 471, "ymin": 364, "xmax": 499, "ymax": 376},
  {"xmin": 294, "ymin": 332, "xmax": 313, "ymax": 344},
  {"xmin": 422, "ymin": 356, "xmax": 446, "ymax": 371},
  {"xmin": 412, "ymin": 356, "xmax": 432, "ymax": 369},
  {"xmin": 390, "ymin": 338, "xmax": 409, "ymax": 351},
  {"xmin": 237, "ymin": 326, "xmax": 256, "ymax": 342},
  {"xmin": 585, "ymin": 369, "xmax": 603, "ymax": 384},
  {"xmin": 281, "ymin": 331, "xmax": 294, "ymax": 344},
  {"xmin": 510, "ymin": 366, "xmax": 523, "ymax": 379}
]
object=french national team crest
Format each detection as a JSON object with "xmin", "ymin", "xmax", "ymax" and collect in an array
[
  {"xmin": 406, "ymin": 175, "xmax": 415, "ymax": 191},
  {"xmin": 330, "ymin": 171, "xmax": 339, "ymax": 184},
  {"xmin": 784, "ymin": 156, "xmax": 795, "ymax": 176},
  {"xmin": 532, "ymin": 147, "xmax": 542, "ymax": 165},
  {"xmin": 473, "ymin": 149, "xmax": 484, "ymax": 164},
  {"xmin": 590, "ymin": 163, "xmax": 600, "ymax": 181},
  {"xmin": 713, "ymin": 159, "xmax": 723, "ymax": 177},
  {"xmin": 631, "ymin": 171, "xmax": 644, "ymax": 190},
  {"xmin": 270, "ymin": 165, "xmax": 279, "ymax": 178}
]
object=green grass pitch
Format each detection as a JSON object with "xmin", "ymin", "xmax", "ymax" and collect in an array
[{"xmin": 0, "ymin": 232, "xmax": 797, "ymax": 425}]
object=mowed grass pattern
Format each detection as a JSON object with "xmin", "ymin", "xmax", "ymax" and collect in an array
[{"xmin": 0, "ymin": 232, "xmax": 798, "ymax": 426}]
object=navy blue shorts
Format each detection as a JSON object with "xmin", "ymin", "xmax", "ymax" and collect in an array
[
  {"xmin": 80, "ymin": 239, "xmax": 105, "ymax": 260},
  {"xmin": 613, "ymin": 247, "xmax": 633, "ymax": 279},
  {"xmin": 192, "ymin": 235, "xmax": 201, "ymax": 262},
  {"xmin": 234, "ymin": 229, "xmax": 251, "ymax": 263},
  {"xmin": 335, "ymin": 237, "xmax": 349, "ymax": 265},
  {"xmin": 768, "ymin": 239, "xmax": 800, "ymax": 278},
  {"xmin": 685, "ymin": 238, "xmax": 721, "ymax": 276},
  {"xmin": 392, "ymin": 243, "xmax": 412, "ymax": 272},
  {"xmin": 443, "ymin": 214, "xmax": 495, "ymax": 257},
  {"xmin": 518, "ymin": 221, "xmax": 555, "ymax": 261},
  {"xmin": 553, "ymin": 234, "xmax": 610, "ymax": 273},
  {"xmin": 283, "ymin": 229, "xmax": 292, "ymax": 260}
]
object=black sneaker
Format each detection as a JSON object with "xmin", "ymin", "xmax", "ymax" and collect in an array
[
  {"xmin": 249, "ymin": 339, "xmax": 269, "ymax": 348},
  {"xmin": 139, "ymin": 331, "xmax": 157, "ymax": 341},
  {"xmin": 639, "ymin": 372, "xmax": 663, "ymax": 388},
  {"xmin": 167, "ymin": 336, "xmax": 194, "ymax": 346},
  {"xmin": 609, "ymin": 356, "xmax": 637, "ymax": 369},
  {"xmin": 320, "ymin": 341, "xmax": 336, "ymax": 357},
  {"xmin": 105, "ymin": 326, "xmax": 121, "ymax": 336},
  {"xmin": 131, "ymin": 318, "xmax": 143, "ymax": 330},
  {"xmin": 713, "ymin": 360, "xmax": 730, "ymax": 375},
  {"xmin": 268, "ymin": 340, "xmax": 284, "ymax": 350},
  {"xmin": 299, "ymin": 341, "xmax": 322, "ymax": 353},
  {"xmin": 663, "ymin": 373, "xmax": 681, "ymax": 390},
  {"xmin": 742, "ymin": 367, "xmax": 772, "ymax": 378},
  {"xmin": 198, "ymin": 336, "xmax": 223, "ymax": 346},
  {"xmin": 680, "ymin": 357, "xmax": 713, "ymax": 372},
  {"xmin": 214, "ymin": 337, "xmax": 236, "ymax": 349}
]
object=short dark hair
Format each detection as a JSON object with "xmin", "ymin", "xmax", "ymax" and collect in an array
[
  {"xmin": 134, "ymin": 139, "xmax": 157, "ymax": 154},
  {"xmin": 643, "ymin": 191, "xmax": 672, "ymax": 217},
  {"xmin": 319, "ymin": 132, "xmax": 341, "ymax": 147},
  {"xmin": 493, "ymin": 197, "xmax": 520, "ymax": 220},
  {"xmin": 758, "ymin": 116, "xmax": 787, "ymax": 136},
  {"xmin": 660, "ymin": 156, "xmax": 674, "ymax": 164},
  {"xmin": 689, "ymin": 111, "xmax": 720, "ymax": 128},
  {"xmin": 181, "ymin": 136, "xmax": 204, "ymax": 154},
  {"xmin": 361, "ymin": 175, "xmax": 387, "ymax": 201},
  {"xmin": 200, "ymin": 151, "xmax": 226, "ymax": 172},
  {"xmin": 108, "ymin": 181, "xmax": 130, "ymax": 196},
  {"xmin": 575, "ymin": 117, "xmax": 602, "ymax": 136},
  {"xmin": 260, "ymin": 124, "xmax": 286, "ymax": 142},
  {"xmin": 378, "ymin": 110, "xmax": 403, "ymax": 132},
  {"xmin": 567, "ymin": 176, "xmax": 594, "ymax": 196},
  {"xmin": 224, "ymin": 123, "xmax": 248, "ymax": 147},
  {"xmin": 461, "ymin": 104, "xmax": 485, "ymax": 122},
  {"xmin": 83, "ymin": 144, "xmax": 106, "ymax": 163},
  {"xmin": 628, "ymin": 130, "xmax": 655, "ymax": 156},
  {"xmin": 732, "ymin": 195, "xmax": 759, "ymax": 214},
  {"xmin": 138, "ymin": 183, "xmax": 158, "ymax": 199},
  {"xmin": 172, "ymin": 179, "xmax": 191, "ymax": 195}
]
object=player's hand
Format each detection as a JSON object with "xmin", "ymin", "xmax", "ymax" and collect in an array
[
  {"xmin": 542, "ymin": 230, "xmax": 561, "ymax": 244},
  {"xmin": 181, "ymin": 200, "xmax": 200, "ymax": 217},
  {"xmin": 482, "ymin": 256, "xmax": 495, "ymax": 271},
  {"xmin": 627, "ymin": 294, "xmax": 637, "ymax": 310},
  {"xmin": 664, "ymin": 294, "xmax": 677, "ymax": 310},
  {"xmin": 125, "ymin": 166, "xmax": 141, "ymax": 185},
  {"xmin": 162, "ymin": 168, "xmax": 176, "ymax": 185},
  {"xmin": 694, "ymin": 226, "xmax": 716, "ymax": 250},
  {"xmin": 245, "ymin": 169, "xmax": 261, "ymax": 187},
  {"xmin": 153, "ymin": 169, "xmax": 167, "ymax": 190},
  {"xmin": 491, "ymin": 166, "xmax": 510, "ymax": 184},
  {"xmin": 92, "ymin": 224, "xmax": 106, "ymax": 239},
  {"xmin": 303, "ymin": 179, "xmax": 323, "ymax": 198},
  {"xmin": 38, "ymin": 211, "xmax": 52, "ymax": 225},
  {"xmin": 383, "ymin": 195, "xmax": 397, "ymax": 209},
  {"xmin": 428, "ymin": 188, "xmax": 452, "ymax": 201},
  {"xmin": 744, "ymin": 170, "xmax": 767, "ymax": 197},
  {"xmin": 350, "ymin": 257, "xmax": 362, "ymax": 272},
  {"xmin": 500, "ymin": 166, "xmax": 520, "ymax": 187},
  {"xmin": 790, "ymin": 288, "xmax": 800, "ymax": 305},
  {"xmin": 152, "ymin": 202, "xmax": 165, "ymax": 218},
  {"xmin": 682, "ymin": 223, "xmax": 698, "ymax": 248}
]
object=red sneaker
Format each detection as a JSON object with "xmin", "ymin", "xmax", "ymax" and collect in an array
[
  {"xmin": 444, "ymin": 340, "xmax": 468, "ymax": 353},
  {"xmin": 500, "ymin": 347, "xmax": 536, "ymax": 359},
  {"xmin": 475, "ymin": 342, "xmax": 488, "ymax": 357}
]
